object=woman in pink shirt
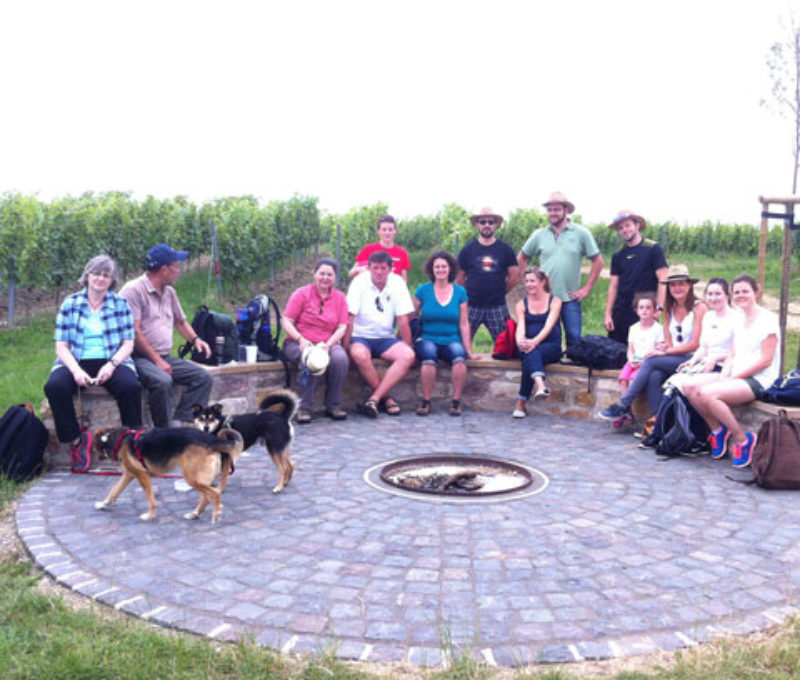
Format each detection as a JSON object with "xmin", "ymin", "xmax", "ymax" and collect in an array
[{"xmin": 282, "ymin": 258, "xmax": 350, "ymax": 423}]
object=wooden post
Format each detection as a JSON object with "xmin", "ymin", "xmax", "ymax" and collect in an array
[
  {"xmin": 757, "ymin": 197, "xmax": 769, "ymax": 294},
  {"xmin": 780, "ymin": 209, "xmax": 793, "ymax": 376}
]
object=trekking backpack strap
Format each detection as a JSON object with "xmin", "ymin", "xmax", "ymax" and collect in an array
[{"xmin": 268, "ymin": 296, "xmax": 283, "ymax": 345}]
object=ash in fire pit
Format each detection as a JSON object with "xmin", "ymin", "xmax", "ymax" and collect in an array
[{"xmin": 380, "ymin": 456, "xmax": 533, "ymax": 497}]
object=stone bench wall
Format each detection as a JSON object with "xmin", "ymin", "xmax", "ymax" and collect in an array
[{"xmin": 41, "ymin": 359, "xmax": 800, "ymax": 466}]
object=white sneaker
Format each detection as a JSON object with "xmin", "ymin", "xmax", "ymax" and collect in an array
[
  {"xmin": 512, "ymin": 408, "xmax": 527, "ymax": 419},
  {"xmin": 174, "ymin": 479, "xmax": 192, "ymax": 492}
]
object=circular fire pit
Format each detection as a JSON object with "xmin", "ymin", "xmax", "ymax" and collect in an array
[{"xmin": 364, "ymin": 454, "xmax": 549, "ymax": 503}]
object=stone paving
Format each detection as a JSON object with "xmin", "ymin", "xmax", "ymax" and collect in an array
[{"xmin": 14, "ymin": 410, "xmax": 800, "ymax": 668}]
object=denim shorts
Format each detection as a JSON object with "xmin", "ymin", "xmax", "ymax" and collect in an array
[
  {"xmin": 351, "ymin": 336, "xmax": 401, "ymax": 358},
  {"xmin": 414, "ymin": 338, "xmax": 467, "ymax": 365}
]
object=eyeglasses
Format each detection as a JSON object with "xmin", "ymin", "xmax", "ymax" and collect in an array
[
  {"xmin": 375, "ymin": 296, "xmax": 384, "ymax": 312},
  {"xmin": 478, "ymin": 219, "xmax": 496, "ymax": 226},
  {"xmin": 675, "ymin": 325, "xmax": 683, "ymax": 343}
]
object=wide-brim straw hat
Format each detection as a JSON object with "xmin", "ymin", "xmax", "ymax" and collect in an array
[
  {"xmin": 301, "ymin": 343, "xmax": 330, "ymax": 376},
  {"xmin": 470, "ymin": 206, "xmax": 504, "ymax": 226},
  {"xmin": 660, "ymin": 264, "xmax": 699, "ymax": 285},
  {"xmin": 608, "ymin": 210, "xmax": 646, "ymax": 231},
  {"xmin": 542, "ymin": 191, "xmax": 575, "ymax": 214}
]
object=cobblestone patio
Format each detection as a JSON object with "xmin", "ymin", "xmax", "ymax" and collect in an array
[{"xmin": 15, "ymin": 411, "xmax": 800, "ymax": 668}]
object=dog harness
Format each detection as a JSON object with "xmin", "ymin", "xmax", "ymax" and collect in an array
[{"xmin": 112, "ymin": 428, "xmax": 146, "ymax": 467}]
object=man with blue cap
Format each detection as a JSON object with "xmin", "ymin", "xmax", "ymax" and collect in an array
[{"xmin": 120, "ymin": 244, "xmax": 213, "ymax": 427}]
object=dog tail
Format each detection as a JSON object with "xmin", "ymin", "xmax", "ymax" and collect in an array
[
  {"xmin": 257, "ymin": 389, "xmax": 299, "ymax": 421},
  {"xmin": 216, "ymin": 428, "xmax": 244, "ymax": 455}
]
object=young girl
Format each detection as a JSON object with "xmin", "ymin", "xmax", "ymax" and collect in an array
[{"xmin": 613, "ymin": 292, "xmax": 663, "ymax": 427}]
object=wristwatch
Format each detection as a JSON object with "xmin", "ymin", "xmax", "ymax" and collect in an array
[
  {"xmin": 656, "ymin": 305, "xmax": 664, "ymax": 312},
  {"xmin": 110, "ymin": 358, "xmax": 120, "ymax": 367}
]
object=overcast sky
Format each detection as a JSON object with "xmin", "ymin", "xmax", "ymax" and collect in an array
[{"xmin": 1, "ymin": 0, "xmax": 798, "ymax": 226}]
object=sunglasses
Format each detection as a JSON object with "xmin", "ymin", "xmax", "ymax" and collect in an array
[
  {"xmin": 675, "ymin": 325, "xmax": 683, "ymax": 343},
  {"xmin": 374, "ymin": 296, "xmax": 384, "ymax": 313},
  {"xmin": 478, "ymin": 219, "xmax": 496, "ymax": 226},
  {"xmin": 318, "ymin": 299, "xmax": 325, "ymax": 315}
]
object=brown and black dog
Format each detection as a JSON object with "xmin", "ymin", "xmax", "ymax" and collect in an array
[
  {"xmin": 192, "ymin": 389, "xmax": 297, "ymax": 494},
  {"xmin": 93, "ymin": 426, "xmax": 244, "ymax": 523}
]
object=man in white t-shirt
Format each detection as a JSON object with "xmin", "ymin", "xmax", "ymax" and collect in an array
[{"xmin": 344, "ymin": 250, "xmax": 416, "ymax": 417}]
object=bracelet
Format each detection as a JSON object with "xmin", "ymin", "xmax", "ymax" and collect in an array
[
  {"xmin": 110, "ymin": 358, "xmax": 120, "ymax": 368},
  {"xmin": 190, "ymin": 336, "xmax": 200, "ymax": 345}
]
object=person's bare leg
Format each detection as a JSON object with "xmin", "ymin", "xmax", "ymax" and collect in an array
[
  {"xmin": 702, "ymin": 380, "xmax": 756, "ymax": 444},
  {"xmin": 420, "ymin": 364, "xmax": 436, "ymax": 400},
  {"xmin": 349, "ymin": 343, "xmax": 381, "ymax": 392},
  {"xmin": 370, "ymin": 343, "xmax": 415, "ymax": 402},
  {"xmin": 451, "ymin": 361, "xmax": 467, "ymax": 400}
]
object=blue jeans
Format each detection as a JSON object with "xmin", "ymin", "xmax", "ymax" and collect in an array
[
  {"xmin": 518, "ymin": 342, "xmax": 562, "ymax": 400},
  {"xmin": 619, "ymin": 353, "xmax": 691, "ymax": 413},
  {"xmin": 560, "ymin": 299, "xmax": 581, "ymax": 349},
  {"xmin": 414, "ymin": 338, "xmax": 467, "ymax": 366}
]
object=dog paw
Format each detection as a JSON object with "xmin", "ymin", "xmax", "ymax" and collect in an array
[
  {"xmin": 183, "ymin": 511, "xmax": 200, "ymax": 520},
  {"xmin": 94, "ymin": 501, "xmax": 109, "ymax": 511}
]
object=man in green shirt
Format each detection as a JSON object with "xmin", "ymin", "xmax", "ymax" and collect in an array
[{"xmin": 517, "ymin": 192, "xmax": 604, "ymax": 349}]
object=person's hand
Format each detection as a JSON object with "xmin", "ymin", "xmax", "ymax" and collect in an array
[
  {"xmin": 702, "ymin": 358, "xmax": 716, "ymax": 373},
  {"xmin": 72, "ymin": 368, "xmax": 93, "ymax": 387},
  {"xmin": 676, "ymin": 361, "xmax": 688, "ymax": 372},
  {"xmin": 646, "ymin": 347, "xmax": 666, "ymax": 358},
  {"xmin": 630, "ymin": 360, "xmax": 641, "ymax": 370},
  {"xmin": 195, "ymin": 338, "xmax": 212, "ymax": 359},
  {"xmin": 568, "ymin": 286, "xmax": 589, "ymax": 302},
  {"xmin": 603, "ymin": 312, "xmax": 614, "ymax": 332},
  {"xmin": 96, "ymin": 362, "xmax": 115, "ymax": 384},
  {"xmin": 155, "ymin": 356, "xmax": 173, "ymax": 375}
]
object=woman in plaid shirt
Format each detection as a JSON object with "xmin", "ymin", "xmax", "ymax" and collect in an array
[{"xmin": 44, "ymin": 255, "xmax": 142, "ymax": 467}]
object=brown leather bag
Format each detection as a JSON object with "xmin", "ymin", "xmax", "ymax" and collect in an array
[{"xmin": 751, "ymin": 409, "xmax": 800, "ymax": 490}]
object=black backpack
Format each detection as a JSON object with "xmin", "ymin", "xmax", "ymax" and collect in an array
[
  {"xmin": 0, "ymin": 404, "xmax": 48, "ymax": 482},
  {"xmin": 179, "ymin": 305, "xmax": 240, "ymax": 365},
  {"xmin": 650, "ymin": 388, "xmax": 710, "ymax": 457},
  {"xmin": 236, "ymin": 294, "xmax": 283, "ymax": 361},
  {"xmin": 762, "ymin": 370, "xmax": 800, "ymax": 406},
  {"xmin": 565, "ymin": 335, "xmax": 628, "ymax": 392}
]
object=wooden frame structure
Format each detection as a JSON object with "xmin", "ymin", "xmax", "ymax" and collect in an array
[{"xmin": 758, "ymin": 195, "xmax": 800, "ymax": 374}]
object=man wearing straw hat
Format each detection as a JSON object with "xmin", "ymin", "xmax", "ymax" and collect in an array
[
  {"xmin": 456, "ymin": 207, "xmax": 519, "ymax": 341},
  {"xmin": 603, "ymin": 210, "xmax": 668, "ymax": 344},
  {"xmin": 517, "ymin": 192, "xmax": 604, "ymax": 349}
]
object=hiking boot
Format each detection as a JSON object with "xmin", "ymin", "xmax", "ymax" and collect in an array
[
  {"xmin": 708, "ymin": 425, "xmax": 730, "ymax": 459},
  {"xmin": 731, "ymin": 431, "xmax": 756, "ymax": 468},
  {"xmin": 416, "ymin": 399, "xmax": 431, "ymax": 416},
  {"xmin": 69, "ymin": 430, "xmax": 93, "ymax": 473},
  {"xmin": 598, "ymin": 402, "xmax": 629, "ymax": 421}
]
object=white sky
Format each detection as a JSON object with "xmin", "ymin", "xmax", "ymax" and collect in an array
[{"xmin": 1, "ymin": 0, "xmax": 799, "ymax": 226}]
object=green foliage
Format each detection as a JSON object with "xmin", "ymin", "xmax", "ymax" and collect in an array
[
  {"xmin": 323, "ymin": 202, "xmax": 388, "ymax": 268},
  {"xmin": 438, "ymin": 203, "xmax": 472, "ymax": 252}
]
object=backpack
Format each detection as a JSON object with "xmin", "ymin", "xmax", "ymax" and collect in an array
[
  {"xmin": 236, "ymin": 294, "xmax": 283, "ymax": 361},
  {"xmin": 749, "ymin": 409, "xmax": 800, "ymax": 489},
  {"xmin": 179, "ymin": 306, "xmax": 240, "ymax": 365},
  {"xmin": 0, "ymin": 404, "xmax": 48, "ymax": 482},
  {"xmin": 565, "ymin": 334, "xmax": 627, "ymax": 393},
  {"xmin": 566, "ymin": 335, "xmax": 627, "ymax": 370},
  {"xmin": 492, "ymin": 319, "xmax": 519, "ymax": 360},
  {"xmin": 762, "ymin": 370, "xmax": 800, "ymax": 406},
  {"xmin": 650, "ymin": 388, "xmax": 710, "ymax": 457}
]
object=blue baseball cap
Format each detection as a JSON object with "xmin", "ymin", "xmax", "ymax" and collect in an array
[{"xmin": 145, "ymin": 243, "xmax": 188, "ymax": 270}]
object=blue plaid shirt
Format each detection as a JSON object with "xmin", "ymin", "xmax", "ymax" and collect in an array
[{"xmin": 53, "ymin": 290, "xmax": 136, "ymax": 371}]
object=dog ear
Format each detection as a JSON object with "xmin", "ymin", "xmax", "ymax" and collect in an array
[
  {"xmin": 191, "ymin": 404, "xmax": 204, "ymax": 416},
  {"xmin": 211, "ymin": 403, "xmax": 224, "ymax": 416}
]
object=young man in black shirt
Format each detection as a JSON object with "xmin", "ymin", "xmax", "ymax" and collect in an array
[
  {"xmin": 604, "ymin": 211, "xmax": 668, "ymax": 344},
  {"xmin": 456, "ymin": 207, "xmax": 519, "ymax": 340}
]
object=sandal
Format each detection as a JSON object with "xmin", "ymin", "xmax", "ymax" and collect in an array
[
  {"xmin": 450, "ymin": 399, "xmax": 462, "ymax": 417},
  {"xmin": 356, "ymin": 399, "xmax": 379, "ymax": 418},
  {"xmin": 379, "ymin": 396, "xmax": 401, "ymax": 416},
  {"xmin": 416, "ymin": 399, "xmax": 431, "ymax": 416}
]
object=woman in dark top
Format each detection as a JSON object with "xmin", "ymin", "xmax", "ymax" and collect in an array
[{"xmin": 512, "ymin": 267, "xmax": 563, "ymax": 418}]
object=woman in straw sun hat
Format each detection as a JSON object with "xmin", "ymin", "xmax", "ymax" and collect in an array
[{"xmin": 599, "ymin": 263, "xmax": 706, "ymax": 422}]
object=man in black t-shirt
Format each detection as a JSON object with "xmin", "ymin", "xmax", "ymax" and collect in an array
[
  {"xmin": 456, "ymin": 207, "xmax": 519, "ymax": 340},
  {"xmin": 604, "ymin": 210, "xmax": 669, "ymax": 344}
]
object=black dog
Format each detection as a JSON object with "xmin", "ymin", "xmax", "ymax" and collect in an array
[{"xmin": 193, "ymin": 389, "xmax": 297, "ymax": 493}]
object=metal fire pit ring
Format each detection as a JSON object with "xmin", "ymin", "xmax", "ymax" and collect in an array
[{"xmin": 364, "ymin": 454, "xmax": 549, "ymax": 504}]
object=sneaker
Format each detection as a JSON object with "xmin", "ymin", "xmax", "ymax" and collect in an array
[
  {"xmin": 731, "ymin": 431, "xmax": 757, "ymax": 469},
  {"xmin": 708, "ymin": 425, "xmax": 730, "ymax": 459},
  {"xmin": 598, "ymin": 402, "xmax": 630, "ymax": 421},
  {"xmin": 296, "ymin": 409, "xmax": 312, "ymax": 424},
  {"xmin": 69, "ymin": 430, "xmax": 93, "ymax": 473},
  {"xmin": 612, "ymin": 413, "xmax": 633, "ymax": 429},
  {"xmin": 512, "ymin": 407, "xmax": 527, "ymax": 419}
]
